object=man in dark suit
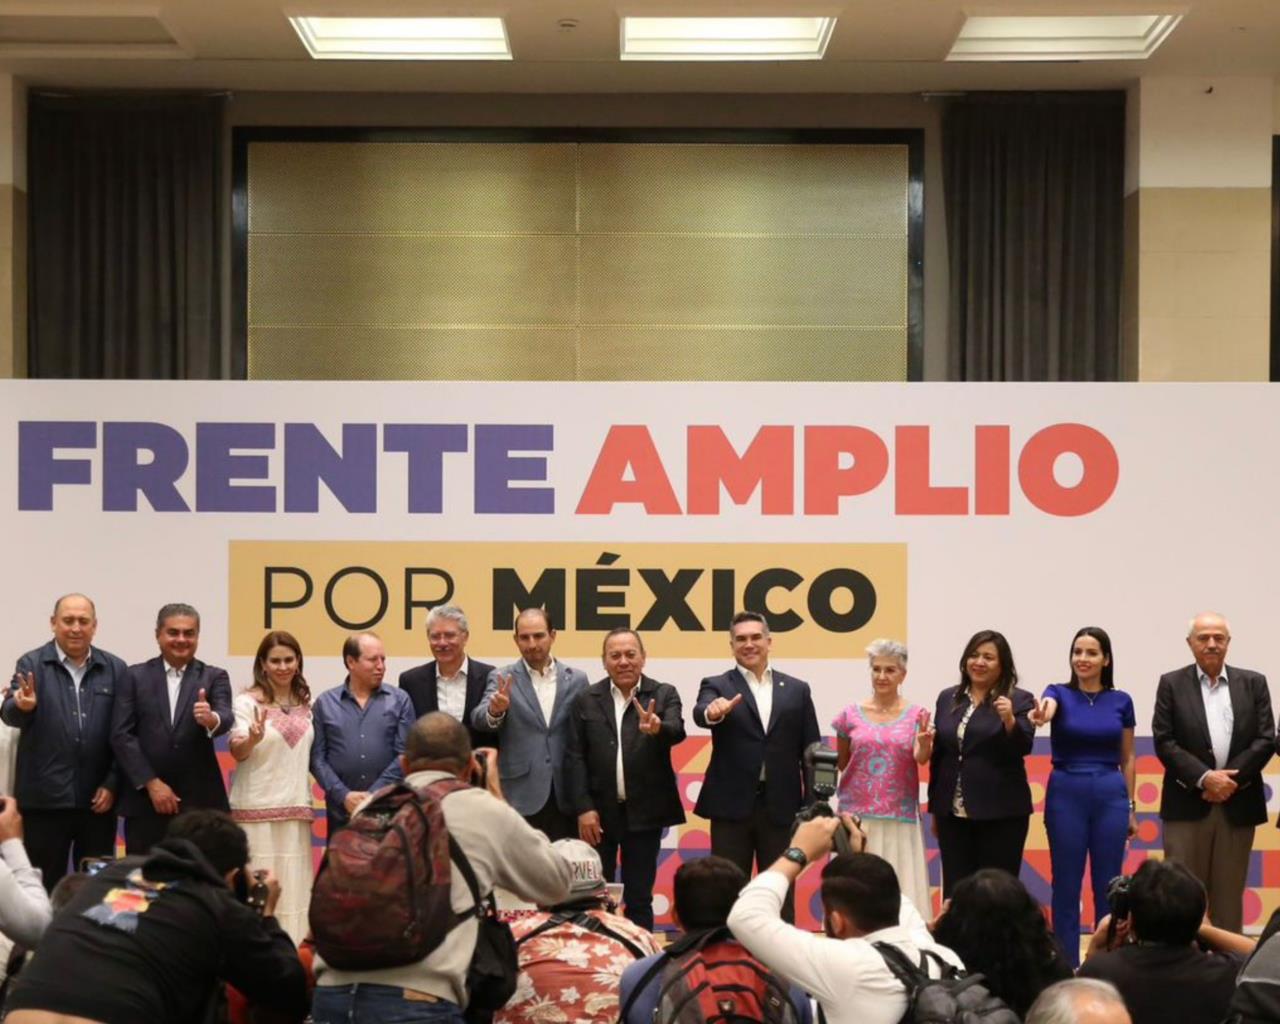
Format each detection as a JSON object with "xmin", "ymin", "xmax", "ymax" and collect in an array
[
  {"xmin": 110, "ymin": 602, "xmax": 233, "ymax": 854},
  {"xmin": 470, "ymin": 607, "xmax": 588, "ymax": 840},
  {"xmin": 1, "ymin": 593, "xmax": 125, "ymax": 889},
  {"xmin": 565, "ymin": 627, "xmax": 686, "ymax": 931},
  {"xmin": 693, "ymin": 610, "xmax": 820, "ymax": 920},
  {"xmin": 1152, "ymin": 611, "xmax": 1275, "ymax": 931},
  {"xmin": 398, "ymin": 603, "xmax": 495, "ymax": 749}
]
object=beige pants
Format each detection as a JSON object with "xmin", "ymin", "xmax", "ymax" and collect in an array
[{"xmin": 1162, "ymin": 803, "xmax": 1254, "ymax": 932}]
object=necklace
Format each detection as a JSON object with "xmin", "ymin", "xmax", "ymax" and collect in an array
[{"xmin": 1080, "ymin": 686, "xmax": 1104, "ymax": 706}]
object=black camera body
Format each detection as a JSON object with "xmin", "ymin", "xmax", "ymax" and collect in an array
[{"xmin": 791, "ymin": 743, "xmax": 854, "ymax": 856}]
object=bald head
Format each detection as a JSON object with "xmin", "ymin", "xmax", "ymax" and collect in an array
[{"xmin": 403, "ymin": 712, "xmax": 472, "ymax": 774}]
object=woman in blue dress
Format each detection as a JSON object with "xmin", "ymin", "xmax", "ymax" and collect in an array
[{"xmin": 1031, "ymin": 626, "xmax": 1136, "ymax": 967}]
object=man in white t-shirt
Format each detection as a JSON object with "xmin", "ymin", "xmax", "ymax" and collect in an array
[{"xmin": 728, "ymin": 815, "xmax": 965, "ymax": 1024}]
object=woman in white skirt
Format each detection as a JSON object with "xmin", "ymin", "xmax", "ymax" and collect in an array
[
  {"xmin": 831, "ymin": 638, "xmax": 934, "ymax": 916},
  {"xmin": 228, "ymin": 630, "xmax": 315, "ymax": 944}
]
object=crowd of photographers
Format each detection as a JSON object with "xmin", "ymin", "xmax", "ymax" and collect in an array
[{"xmin": 2, "ymin": 595, "xmax": 1280, "ymax": 1024}]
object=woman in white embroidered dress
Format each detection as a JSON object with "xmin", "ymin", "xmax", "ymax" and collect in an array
[{"xmin": 229, "ymin": 630, "xmax": 315, "ymax": 943}]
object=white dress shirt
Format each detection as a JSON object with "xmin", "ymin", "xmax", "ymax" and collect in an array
[
  {"xmin": 611, "ymin": 683, "xmax": 631, "ymax": 800},
  {"xmin": 525, "ymin": 659, "xmax": 558, "ymax": 726},
  {"xmin": 727, "ymin": 870, "xmax": 964, "ymax": 1024},
  {"xmin": 738, "ymin": 664, "xmax": 774, "ymax": 733},
  {"xmin": 164, "ymin": 661, "xmax": 185, "ymax": 723},
  {"xmin": 436, "ymin": 657, "xmax": 469, "ymax": 722},
  {"xmin": 1197, "ymin": 666, "xmax": 1234, "ymax": 772}
]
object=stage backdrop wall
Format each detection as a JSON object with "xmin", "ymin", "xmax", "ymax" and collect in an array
[{"xmin": 3, "ymin": 380, "xmax": 1278, "ymax": 929}]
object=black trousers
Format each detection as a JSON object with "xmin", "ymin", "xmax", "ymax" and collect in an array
[
  {"xmin": 524, "ymin": 791, "xmax": 576, "ymax": 842},
  {"xmin": 596, "ymin": 802, "xmax": 662, "ymax": 932},
  {"xmin": 934, "ymin": 811, "xmax": 1030, "ymax": 898},
  {"xmin": 22, "ymin": 808, "xmax": 117, "ymax": 891},
  {"xmin": 710, "ymin": 789, "xmax": 796, "ymax": 922},
  {"xmin": 124, "ymin": 812, "xmax": 180, "ymax": 856}
]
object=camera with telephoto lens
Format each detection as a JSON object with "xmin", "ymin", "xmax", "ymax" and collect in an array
[
  {"xmin": 791, "ymin": 743, "xmax": 856, "ymax": 856},
  {"xmin": 1104, "ymin": 874, "xmax": 1133, "ymax": 946}
]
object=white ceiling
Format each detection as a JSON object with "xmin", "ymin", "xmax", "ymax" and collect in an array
[{"xmin": 1, "ymin": 1, "xmax": 1278, "ymax": 94}]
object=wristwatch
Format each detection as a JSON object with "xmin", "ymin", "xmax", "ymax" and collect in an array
[{"xmin": 782, "ymin": 847, "xmax": 809, "ymax": 867}]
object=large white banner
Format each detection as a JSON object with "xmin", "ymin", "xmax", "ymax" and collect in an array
[{"xmin": 2, "ymin": 380, "xmax": 1276, "ymax": 922}]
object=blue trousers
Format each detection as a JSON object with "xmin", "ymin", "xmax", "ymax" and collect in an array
[
  {"xmin": 313, "ymin": 983, "xmax": 465, "ymax": 1024},
  {"xmin": 1043, "ymin": 767, "xmax": 1129, "ymax": 967}
]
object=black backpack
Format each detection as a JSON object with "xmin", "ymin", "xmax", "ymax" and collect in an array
[
  {"xmin": 516, "ymin": 908, "xmax": 650, "ymax": 960},
  {"xmin": 871, "ymin": 942, "xmax": 1021, "ymax": 1024}
]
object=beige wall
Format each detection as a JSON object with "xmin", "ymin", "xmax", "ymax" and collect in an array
[
  {"xmin": 228, "ymin": 91, "xmax": 950, "ymax": 379},
  {"xmin": 1125, "ymin": 78, "xmax": 1273, "ymax": 381}
]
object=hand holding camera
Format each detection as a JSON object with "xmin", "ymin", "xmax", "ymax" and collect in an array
[{"xmin": 0, "ymin": 794, "xmax": 23, "ymax": 842}]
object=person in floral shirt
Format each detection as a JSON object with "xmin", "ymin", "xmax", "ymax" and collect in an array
[{"xmin": 499, "ymin": 839, "xmax": 659, "ymax": 1024}]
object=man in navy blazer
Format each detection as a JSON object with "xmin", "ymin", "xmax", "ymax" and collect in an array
[
  {"xmin": 693, "ymin": 610, "xmax": 820, "ymax": 919},
  {"xmin": 111, "ymin": 603, "xmax": 233, "ymax": 854},
  {"xmin": 398, "ymin": 604, "xmax": 495, "ymax": 750},
  {"xmin": 1153, "ymin": 611, "xmax": 1275, "ymax": 932},
  {"xmin": 470, "ymin": 607, "xmax": 588, "ymax": 840}
]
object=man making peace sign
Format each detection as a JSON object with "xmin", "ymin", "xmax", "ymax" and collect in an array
[{"xmin": 564, "ymin": 627, "xmax": 686, "ymax": 931}]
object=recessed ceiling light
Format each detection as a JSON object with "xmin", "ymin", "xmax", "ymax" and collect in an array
[
  {"xmin": 620, "ymin": 16, "xmax": 835, "ymax": 61},
  {"xmin": 947, "ymin": 14, "xmax": 1182, "ymax": 61},
  {"xmin": 288, "ymin": 16, "xmax": 511, "ymax": 60}
]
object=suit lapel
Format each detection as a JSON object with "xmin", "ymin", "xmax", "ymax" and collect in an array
[
  {"xmin": 592, "ymin": 682, "xmax": 618, "ymax": 734},
  {"xmin": 728, "ymin": 669, "xmax": 764, "ymax": 730},
  {"xmin": 173, "ymin": 661, "xmax": 202, "ymax": 732},
  {"xmin": 766, "ymin": 671, "xmax": 787, "ymax": 734},
  {"xmin": 513, "ymin": 663, "xmax": 546, "ymax": 729},
  {"xmin": 1226, "ymin": 666, "xmax": 1249, "ymax": 754},
  {"xmin": 464, "ymin": 663, "xmax": 486, "ymax": 717},
  {"xmin": 1182, "ymin": 666, "xmax": 1214, "ymax": 751},
  {"xmin": 548, "ymin": 663, "xmax": 573, "ymax": 727},
  {"xmin": 423, "ymin": 663, "xmax": 440, "ymax": 713}
]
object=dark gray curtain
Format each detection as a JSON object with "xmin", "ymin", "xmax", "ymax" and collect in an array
[
  {"xmin": 28, "ymin": 92, "xmax": 224, "ymax": 378},
  {"xmin": 944, "ymin": 93, "xmax": 1124, "ymax": 381}
]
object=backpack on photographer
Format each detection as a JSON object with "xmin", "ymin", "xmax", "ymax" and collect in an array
[{"xmin": 309, "ymin": 714, "xmax": 573, "ymax": 1024}]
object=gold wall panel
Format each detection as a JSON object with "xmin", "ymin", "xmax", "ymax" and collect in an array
[
  {"xmin": 245, "ymin": 139, "xmax": 912, "ymax": 381},
  {"xmin": 577, "ymin": 144, "xmax": 908, "ymax": 235},
  {"xmin": 578, "ymin": 236, "xmax": 907, "ymax": 327},
  {"xmin": 248, "ymin": 142, "xmax": 578, "ymax": 234}
]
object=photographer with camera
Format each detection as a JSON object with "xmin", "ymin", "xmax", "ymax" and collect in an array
[
  {"xmin": 1078, "ymin": 859, "xmax": 1244, "ymax": 1024},
  {"xmin": 309, "ymin": 712, "xmax": 572, "ymax": 1024},
  {"xmin": 0, "ymin": 796, "xmax": 52, "ymax": 951},
  {"xmin": 727, "ymin": 814, "xmax": 966, "ymax": 1024},
  {"xmin": 4, "ymin": 809, "xmax": 308, "ymax": 1024}
]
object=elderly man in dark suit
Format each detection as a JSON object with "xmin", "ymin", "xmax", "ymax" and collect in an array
[
  {"xmin": 1153, "ymin": 611, "xmax": 1275, "ymax": 931},
  {"xmin": 693, "ymin": 610, "xmax": 820, "ymax": 921},
  {"xmin": 110, "ymin": 602, "xmax": 233, "ymax": 854},
  {"xmin": 399, "ymin": 604, "xmax": 495, "ymax": 749},
  {"xmin": 565, "ymin": 627, "xmax": 685, "ymax": 931}
]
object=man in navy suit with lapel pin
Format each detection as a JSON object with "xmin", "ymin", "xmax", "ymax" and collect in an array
[
  {"xmin": 1153, "ymin": 611, "xmax": 1275, "ymax": 932},
  {"xmin": 471, "ymin": 607, "xmax": 588, "ymax": 840},
  {"xmin": 398, "ymin": 603, "xmax": 495, "ymax": 750},
  {"xmin": 693, "ymin": 610, "xmax": 820, "ymax": 922},
  {"xmin": 111, "ymin": 602, "xmax": 234, "ymax": 854}
]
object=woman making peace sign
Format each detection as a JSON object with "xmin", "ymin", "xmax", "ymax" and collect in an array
[{"xmin": 229, "ymin": 630, "xmax": 315, "ymax": 943}]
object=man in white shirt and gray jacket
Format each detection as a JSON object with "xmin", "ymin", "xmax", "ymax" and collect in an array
[
  {"xmin": 727, "ymin": 815, "xmax": 964, "ymax": 1024},
  {"xmin": 312, "ymin": 712, "xmax": 573, "ymax": 1024}
]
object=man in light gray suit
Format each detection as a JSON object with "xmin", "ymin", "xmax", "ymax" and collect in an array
[{"xmin": 471, "ymin": 607, "xmax": 588, "ymax": 840}]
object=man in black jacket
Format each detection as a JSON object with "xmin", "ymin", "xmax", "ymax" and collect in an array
[
  {"xmin": 565, "ymin": 627, "xmax": 685, "ymax": 931},
  {"xmin": 398, "ymin": 603, "xmax": 495, "ymax": 749},
  {"xmin": 1, "ymin": 594, "xmax": 125, "ymax": 889},
  {"xmin": 4, "ymin": 809, "xmax": 309, "ymax": 1024}
]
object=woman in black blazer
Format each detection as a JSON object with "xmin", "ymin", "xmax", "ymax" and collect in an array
[{"xmin": 928, "ymin": 629, "xmax": 1035, "ymax": 897}]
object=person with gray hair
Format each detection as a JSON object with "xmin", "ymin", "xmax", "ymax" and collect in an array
[
  {"xmin": 1152, "ymin": 610, "xmax": 1274, "ymax": 931},
  {"xmin": 829, "ymin": 637, "xmax": 933, "ymax": 914},
  {"xmin": 399, "ymin": 604, "xmax": 495, "ymax": 748},
  {"xmin": 1026, "ymin": 979, "xmax": 1131, "ymax": 1024},
  {"xmin": 111, "ymin": 602, "xmax": 233, "ymax": 854}
]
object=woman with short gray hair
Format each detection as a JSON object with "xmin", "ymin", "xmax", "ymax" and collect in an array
[{"xmin": 830, "ymin": 638, "xmax": 933, "ymax": 915}]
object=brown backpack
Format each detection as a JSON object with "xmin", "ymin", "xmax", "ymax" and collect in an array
[{"xmin": 309, "ymin": 777, "xmax": 465, "ymax": 970}]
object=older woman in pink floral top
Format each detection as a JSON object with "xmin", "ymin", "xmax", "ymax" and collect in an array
[{"xmin": 832, "ymin": 638, "xmax": 934, "ymax": 916}]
